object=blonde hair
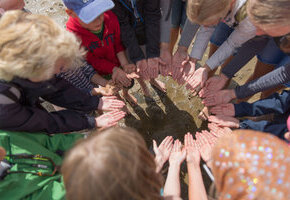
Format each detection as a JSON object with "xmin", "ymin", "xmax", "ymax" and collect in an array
[
  {"xmin": 187, "ymin": 0, "xmax": 232, "ymax": 25},
  {"xmin": 248, "ymin": 0, "xmax": 290, "ymax": 26},
  {"xmin": 62, "ymin": 127, "xmax": 163, "ymax": 200},
  {"xmin": 0, "ymin": 10, "xmax": 84, "ymax": 81}
]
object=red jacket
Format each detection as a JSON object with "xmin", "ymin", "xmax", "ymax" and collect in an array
[{"xmin": 66, "ymin": 11, "xmax": 125, "ymax": 75}]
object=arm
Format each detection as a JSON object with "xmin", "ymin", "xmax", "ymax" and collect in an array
[
  {"xmin": 117, "ymin": 51, "xmax": 129, "ymax": 66},
  {"xmin": 178, "ymin": 19, "xmax": 200, "ymax": 48},
  {"xmin": 235, "ymin": 64, "xmax": 290, "ymax": 99},
  {"xmin": 112, "ymin": 1, "xmax": 145, "ymax": 63},
  {"xmin": 160, "ymin": 0, "xmax": 171, "ymax": 43},
  {"xmin": 189, "ymin": 26, "xmax": 215, "ymax": 61},
  {"xmin": 206, "ymin": 18, "xmax": 256, "ymax": 70},
  {"xmin": 234, "ymin": 90, "xmax": 290, "ymax": 117},
  {"xmin": 188, "ymin": 164, "xmax": 208, "ymax": 200},
  {"xmin": 221, "ymin": 36, "xmax": 270, "ymax": 78},
  {"xmin": 144, "ymin": 0, "xmax": 161, "ymax": 59}
]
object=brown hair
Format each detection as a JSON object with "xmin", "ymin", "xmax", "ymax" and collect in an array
[
  {"xmin": 248, "ymin": 0, "xmax": 290, "ymax": 26},
  {"xmin": 187, "ymin": 0, "xmax": 232, "ymax": 25},
  {"xmin": 62, "ymin": 127, "xmax": 163, "ymax": 200}
]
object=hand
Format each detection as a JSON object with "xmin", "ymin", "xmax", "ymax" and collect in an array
[
  {"xmin": 210, "ymin": 103, "xmax": 235, "ymax": 116},
  {"xmin": 153, "ymin": 136, "xmax": 174, "ymax": 172},
  {"xmin": 147, "ymin": 57, "xmax": 160, "ymax": 79},
  {"xmin": 171, "ymin": 46, "xmax": 188, "ymax": 80},
  {"xmin": 92, "ymin": 84, "xmax": 120, "ymax": 96},
  {"xmin": 159, "ymin": 43, "xmax": 172, "ymax": 77},
  {"xmin": 136, "ymin": 59, "xmax": 149, "ymax": 80},
  {"xmin": 123, "ymin": 64, "xmax": 136, "ymax": 74},
  {"xmin": 199, "ymin": 73, "xmax": 229, "ymax": 98},
  {"xmin": 200, "ymin": 130, "xmax": 218, "ymax": 145},
  {"xmin": 184, "ymin": 132, "xmax": 200, "ymax": 166},
  {"xmin": 195, "ymin": 132, "xmax": 214, "ymax": 164},
  {"xmin": 202, "ymin": 89, "xmax": 236, "ymax": 107},
  {"xmin": 112, "ymin": 67, "xmax": 131, "ymax": 87},
  {"xmin": 95, "ymin": 110, "xmax": 126, "ymax": 128},
  {"xmin": 177, "ymin": 59, "xmax": 196, "ymax": 85},
  {"xmin": 169, "ymin": 139, "xmax": 186, "ymax": 166},
  {"xmin": 186, "ymin": 66, "xmax": 209, "ymax": 93},
  {"xmin": 208, "ymin": 115, "xmax": 240, "ymax": 128},
  {"xmin": 98, "ymin": 96, "xmax": 125, "ymax": 111},
  {"xmin": 208, "ymin": 123, "xmax": 233, "ymax": 138}
]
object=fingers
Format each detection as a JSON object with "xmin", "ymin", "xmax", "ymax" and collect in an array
[
  {"xmin": 209, "ymin": 106, "xmax": 223, "ymax": 115},
  {"xmin": 153, "ymin": 140, "xmax": 158, "ymax": 154},
  {"xmin": 127, "ymin": 72, "xmax": 140, "ymax": 79},
  {"xmin": 110, "ymin": 110, "xmax": 126, "ymax": 121}
]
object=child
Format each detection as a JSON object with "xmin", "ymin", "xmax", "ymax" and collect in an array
[
  {"xmin": 0, "ymin": 11, "xmax": 125, "ymax": 134},
  {"xmin": 63, "ymin": 0, "xmax": 139, "ymax": 105},
  {"xmin": 62, "ymin": 127, "xmax": 183, "ymax": 200}
]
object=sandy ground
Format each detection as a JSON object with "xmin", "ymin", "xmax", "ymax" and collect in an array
[{"xmin": 24, "ymin": 0, "xmax": 259, "ymax": 198}]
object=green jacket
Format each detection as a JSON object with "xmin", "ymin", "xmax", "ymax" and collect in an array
[{"xmin": 0, "ymin": 130, "xmax": 83, "ymax": 200}]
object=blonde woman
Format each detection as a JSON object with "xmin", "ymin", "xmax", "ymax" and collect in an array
[{"xmin": 0, "ymin": 11, "xmax": 125, "ymax": 134}]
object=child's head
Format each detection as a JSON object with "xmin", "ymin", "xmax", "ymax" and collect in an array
[
  {"xmin": 63, "ymin": 0, "xmax": 114, "ymax": 31},
  {"xmin": 247, "ymin": 0, "xmax": 290, "ymax": 37},
  {"xmin": 187, "ymin": 0, "xmax": 233, "ymax": 26},
  {"xmin": 212, "ymin": 130, "xmax": 290, "ymax": 200},
  {"xmin": 62, "ymin": 127, "xmax": 163, "ymax": 200},
  {"xmin": 0, "ymin": 10, "xmax": 84, "ymax": 82},
  {"xmin": 0, "ymin": 0, "xmax": 25, "ymax": 11}
]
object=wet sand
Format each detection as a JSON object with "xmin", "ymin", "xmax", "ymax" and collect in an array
[{"xmin": 25, "ymin": 0, "xmax": 258, "ymax": 199}]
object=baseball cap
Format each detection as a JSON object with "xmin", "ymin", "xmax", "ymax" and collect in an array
[{"xmin": 62, "ymin": 0, "xmax": 114, "ymax": 24}]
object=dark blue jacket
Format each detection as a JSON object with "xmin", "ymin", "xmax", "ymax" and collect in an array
[{"xmin": 0, "ymin": 76, "xmax": 98, "ymax": 134}]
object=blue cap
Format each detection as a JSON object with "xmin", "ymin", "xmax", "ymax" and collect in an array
[{"xmin": 63, "ymin": 0, "xmax": 115, "ymax": 24}]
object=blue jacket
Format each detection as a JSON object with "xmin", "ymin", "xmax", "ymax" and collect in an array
[{"xmin": 0, "ymin": 76, "xmax": 98, "ymax": 134}]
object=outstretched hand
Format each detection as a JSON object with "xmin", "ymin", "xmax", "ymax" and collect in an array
[
  {"xmin": 171, "ymin": 46, "xmax": 188, "ymax": 80},
  {"xmin": 95, "ymin": 110, "xmax": 126, "ymax": 128},
  {"xmin": 177, "ymin": 59, "xmax": 196, "ymax": 85},
  {"xmin": 112, "ymin": 67, "xmax": 132, "ymax": 87},
  {"xmin": 159, "ymin": 44, "xmax": 172, "ymax": 77},
  {"xmin": 136, "ymin": 59, "xmax": 149, "ymax": 80},
  {"xmin": 147, "ymin": 57, "xmax": 160, "ymax": 79},
  {"xmin": 153, "ymin": 136, "xmax": 174, "ymax": 172},
  {"xmin": 202, "ymin": 89, "xmax": 236, "ymax": 106},
  {"xmin": 169, "ymin": 139, "xmax": 186, "ymax": 166},
  {"xmin": 199, "ymin": 74, "xmax": 229, "ymax": 98},
  {"xmin": 98, "ymin": 96, "xmax": 125, "ymax": 111},
  {"xmin": 186, "ymin": 66, "xmax": 209, "ymax": 94},
  {"xmin": 210, "ymin": 103, "xmax": 235, "ymax": 116},
  {"xmin": 208, "ymin": 115, "xmax": 240, "ymax": 128},
  {"xmin": 184, "ymin": 132, "xmax": 200, "ymax": 166},
  {"xmin": 208, "ymin": 123, "xmax": 233, "ymax": 138},
  {"xmin": 196, "ymin": 132, "xmax": 214, "ymax": 164}
]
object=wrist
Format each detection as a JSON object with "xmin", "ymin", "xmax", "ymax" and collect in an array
[
  {"xmin": 229, "ymin": 89, "xmax": 237, "ymax": 99},
  {"xmin": 203, "ymin": 64, "xmax": 211, "ymax": 72},
  {"xmin": 187, "ymin": 161, "xmax": 200, "ymax": 168},
  {"xmin": 160, "ymin": 42, "xmax": 170, "ymax": 50},
  {"xmin": 220, "ymin": 73, "xmax": 229, "ymax": 81},
  {"xmin": 178, "ymin": 45, "xmax": 188, "ymax": 52},
  {"xmin": 169, "ymin": 161, "xmax": 182, "ymax": 168}
]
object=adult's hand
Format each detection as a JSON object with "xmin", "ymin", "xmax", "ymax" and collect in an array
[
  {"xmin": 202, "ymin": 89, "xmax": 236, "ymax": 106},
  {"xmin": 208, "ymin": 115, "xmax": 240, "ymax": 128},
  {"xmin": 171, "ymin": 46, "xmax": 188, "ymax": 80},
  {"xmin": 196, "ymin": 132, "xmax": 214, "ymax": 164},
  {"xmin": 177, "ymin": 59, "xmax": 196, "ymax": 85},
  {"xmin": 136, "ymin": 59, "xmax": 149, "ymax": 80},
  {"xmin": 147, "ymin": 57, "xmax": 162, "ymax": 79},
  {"xmin": 98, "ymin": 96, "xmax": 125, "ymax": 111},
  {"xmin": 122, "ymin": 63, "xmax": 136, "ymax": 74},
  {"xmin": 210, "ymin": 103, "xmax": 235, "ymax": 116},
  {"xmin": 199, "ymin": 73, "xmax": 229, "ymax": 98},
  {"xmin": 112, "ymin": 67, "xmax": 131, "ymax": 87},
  {"xmin": 186, "ymin": 65, "xmax": 210, "ymax": 94},
  {"xmin": 95, "ymin": 110, "xmax": 126, "ymax": 128},
  {"xmin": 159, "ymin": 43, "xmax": 172, "ymax": 77}
]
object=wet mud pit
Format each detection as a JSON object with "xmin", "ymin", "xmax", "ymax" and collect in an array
[{"xmin": 25, "ymin": 0, "xmax": 258, "ymax": 198}]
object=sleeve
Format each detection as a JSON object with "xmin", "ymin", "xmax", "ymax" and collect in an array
[
  {"xmin": 41, "ymin": 77, "xmax": 99, "ymax": 113},
  {"xmin": 234, "ymin": 90, "xmax": 290, "ymax": 117},
  {"xmin": 221, "ymin": 36, "xmax": 269, "ymax": 78},
  {"xmin": 206, "ymin": 18, "xmax": 256, "ymax": 70},
  {"xmin": 87, "ymin": 53, "xmax": 118, "ymax": 74},
  {"xmin": 178, "ymin": 19, "xmax": 200, "ymax": 48},
  {"xmin": 112, "ymin": 13, "xmax": 125, "ymax": 53},
  {"xmin": 160, "ymin": 0, "xmax": 171, "ymax": 43},
  {"xmin": 0, "ymin": 102, "xmax": 96, "ymax": 134},
  {"xmin": 80, "ymin": 63, "xmax": 97, "ymax": 81},
  {"xmin": 189, "ymin": 26, "xmax": 215, "ymax": 60},
  {"xmin": 235, "ymin": 64, "xmax": 290, "ymax": 99},
  {"xmin": 144, "ymin": 0, "xmax": 161, "ymax": 58},
  {"xmin": 112, "ymin": 1, "xmax": 145, "ymax": 63}
]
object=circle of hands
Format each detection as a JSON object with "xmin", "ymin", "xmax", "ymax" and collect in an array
[
  {"xmin": 95, "ymin": 48, "xmax": 240, "ymax": 129},
  {"xmin": 153, "ymin": 125, "xmax": 232, "ymax": 172}
]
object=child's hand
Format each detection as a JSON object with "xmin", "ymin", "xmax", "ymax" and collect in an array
[
  {"xmin": 184, "ymin": 132, "xmax": 200, "ymax": 166},
  {"xmin": 169, "ymin": 139, "xmax": 186, "ymax": 166},
  {"xmin": 196, "ymin": 132, "xmax": 215, "ymax": 167},
  {"xmin": 153, "ymin": 136, "xmax": 174, "ymax": 172},
  {"xmin": 97, "ymin": 96, "xmax": 125, "ymax": 111},
  {"xmin": 123, "ymin": 64, "xmax": 136, "ymax": 74},
  {"xmin": 112, "ymin": 67, "xmax": 131, "ymax": 87},
  {"xmin": 92, "ymin": 84, "xmax": 120, "ymax": 96},
  {"xmin": 95, "ymin": 110, "xmax": 126, "ymax": 128}
]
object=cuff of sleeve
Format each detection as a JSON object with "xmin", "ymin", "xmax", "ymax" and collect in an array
[
  {"xmin": 205, "ymin": 59, "xmax": 218, "ymax": 70},
  {"xmin": 234, "ymin": 103, "xmax": 249, "ymax": 117},
  {"xmin": 131, "ymin": 54, "xmax": 146, "ymax": 64},
  {"xmin": 86, "ymin": 115, "xmax": 96, "ymax": 129},
  {"xmin": 189, "ymin": 48, "xmax": 203, "ymax": 61}
]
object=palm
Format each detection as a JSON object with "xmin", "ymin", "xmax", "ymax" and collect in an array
[
  {"xmin": 98, "ymin": 96, "xmax": 125, "ymax": 111},
  {"xmin": 147, "ymin": 58, "xmax": 159, "ymax": 79},
  {"xmin": 186, "ymin": 67, "xmax": 208, "ymax": 92},
  {"xmin": 172, "ymin": 50, "xmax": 187, "ymax": 80},
  {"xmin": 95, "ymin": 111, "xmax": 126, "ymax": 128},
  {"xmin": 208, "ymin": 115, "xmax": 239, "ymax": 128},
  {"xmin": 159, "ymin": 49, "xmax": 172, "ymax": 76},
  {"xmin": 210, "ymin": 103, "xmax": 235, "ymax": 116},
  {"xmin": 202, "ymin": 90, "xmax": 234, "ymax": 106},
  {"xmin": 169, "ymin": 140, "xmax": 186, "ymax": 165},
  {"xmin": 184, "ymin": 132, "xmax": 200, "ymax": 165},
  {"xmin": 199, "ymin": 76, "xmax": 227, "ymax": 98}
]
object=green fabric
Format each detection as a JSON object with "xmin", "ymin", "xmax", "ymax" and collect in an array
[
  {"xmin": 91, "ymin": 23, "xmax": 104, "ymax": 40},
  {"xmin": 0, "ymin": 130, "xmax": 84, "ymax": 200}
]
